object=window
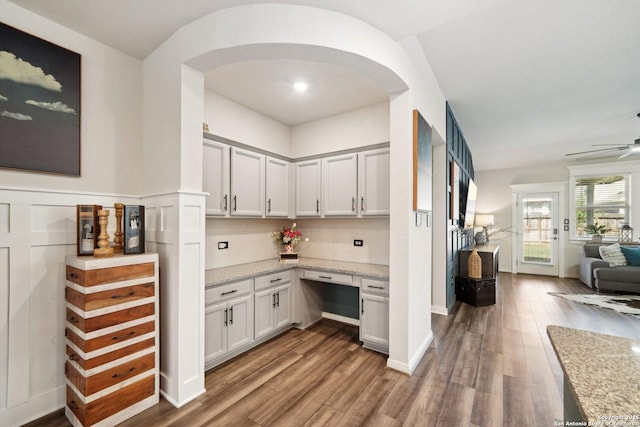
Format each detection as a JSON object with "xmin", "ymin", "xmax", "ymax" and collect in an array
[{"xmin": 573, "ymin": 174, "xmax": 629, "ymax": 240}]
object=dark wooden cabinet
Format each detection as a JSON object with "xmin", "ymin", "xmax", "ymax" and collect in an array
[{"xmin": 457, "ymin": 244, "xmax": 498, "ymax": 306}]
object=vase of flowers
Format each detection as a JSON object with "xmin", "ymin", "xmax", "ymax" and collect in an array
[{"xmin": 272, "ymin": 223, "xmax": 303, "ymax": 262}]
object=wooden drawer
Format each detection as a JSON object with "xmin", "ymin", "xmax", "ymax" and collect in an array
[
  {"xmin": 66, "ymin": 352, "xmax": 155, "ymax": 396},
  {"xmin": 66, "ymin": 321, "xmax": 155, "ymax": 353},
  {"xmin": 254, "ymin": 271, "xmax": 291, "ymax": 291},
  {"xmin": 66, "ymin": 375, "xmax": 155, "ymax": 426},
  {"xmin": 303, "ymin": 269, "xmax": 353, "ymax": 286},
  {"xmin": 66, "ymin": 282, "xmax": 154, "ymax": 312},
  {"xmin": 67, "ymin": 303, "xmax": 154, "ymax": 333},
  {"xmin": 205, "ymin": 279, "xmax": 252, "ymax": 305},
  {"xmin": 361, "ymin": 278, "xmax": 389, "ymax": 296},
  {"xmin": 67, "ymin": 338, "xmax": 155, "ymax": 371},
  {"xmin": 66, "ymin": 262, "xmax": 154, "ymax": 287}
]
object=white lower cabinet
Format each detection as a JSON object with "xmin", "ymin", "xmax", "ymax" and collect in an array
[
  {"xmin": 254, "ymin": 271, "xmax": 292, "ymax": 341},
  {"xmin": 205, "ymin": 279, "xmax": 254, "ymax": 369},
  {"xmin": 359, "ymin": 278, "xmax": 389, "ymax": 354}
]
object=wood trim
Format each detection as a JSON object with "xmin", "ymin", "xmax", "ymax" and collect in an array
[
  {"xmin": 66, "ymin": 303, "xmax": 154, "ymax": 333},
  {"xmin": 66, "ymin": 338, "xmax": 155, "ymax": 370},
  {"xmin": 66, "ymin": 321, "xmax": 154, "ymax": 353},
  {"xmin": 66, "ymin": 282, "xmax": 154, "ymax": 311},
  {"xmin": 66, "ymin": 262, "xmax": 154, "ymax": 287}
]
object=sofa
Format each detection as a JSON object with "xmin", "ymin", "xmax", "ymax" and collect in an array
[{"xmin": 579, "ymin": 243, "xmax": 640, "ymax": 293}]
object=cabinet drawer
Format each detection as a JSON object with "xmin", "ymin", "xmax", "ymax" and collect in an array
[
  {"xmin": 67, "ymin": 338, "xmax": 155, "ymax": 371},
  {"xmin": 67, "ymin": 303, "xmax": 154, "ymax": 333},
  {"xmin": 206, "ymin": 279, "xmax": 252, "ymax": 305},
  {"xmin": 66, "ymin": 282, "xmax": 154, "ymax": 312},
  {"xmin": 66, "ymin": 352, "xmax": 155, "ymax": 396},
  {"xmin": 361, "ymin": 278, "xmax": 389, "ymax": 296},
  {"xmin": 66, "ymin": 375, "xmax": 154, "ymax": 426},
  {"xmin": 254, "ymin": 271, "xmax": 291, "ymax": 291},
  {"xmin": 67, "ymin": 321, "xmax": 155, "ymax": 353},
  {"xmin": 66, "ymin": 262, "xmax": 154, "ymax": 287},
  {"xmin": 303, "ymin": 270, "xmax": 353, "ymax": 286}
]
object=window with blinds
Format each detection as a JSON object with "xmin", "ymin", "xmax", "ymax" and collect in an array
[{"xmin": 574, "ymin": 174, "xmax": 629, "ymax": 239}]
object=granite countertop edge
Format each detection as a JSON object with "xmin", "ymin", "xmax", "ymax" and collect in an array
[{"xmin": 205, "ymin": 257, "xmax": 389, "ymax": 288}]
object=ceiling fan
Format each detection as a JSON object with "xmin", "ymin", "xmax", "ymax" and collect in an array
[
  {"xmin": 565, "ymin": 113, "xmax": 640, "ymax": 159},
  {"xmin": 565, "ymin": 138, "xmax": 640, "ymax": 159}
]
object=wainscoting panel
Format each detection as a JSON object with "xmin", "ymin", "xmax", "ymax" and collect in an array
[{"xmin": 0, "ymin": 188, "xmax": 139, "ymax": 426}]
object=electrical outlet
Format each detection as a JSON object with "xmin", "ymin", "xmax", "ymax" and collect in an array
[
  {"xmin": 218, "ymin": 241, "xmax": 229, "ymax": 250},
  {"xmin": 354, "ymin": 239, "xmax": 363, "ymax": 247}
]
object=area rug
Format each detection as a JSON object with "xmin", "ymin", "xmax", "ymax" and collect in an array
[{"xmin": 548, "ymin": 293, "xmax": 640, "ymax": 317}]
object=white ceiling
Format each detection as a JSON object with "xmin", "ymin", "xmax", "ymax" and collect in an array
[{"xmin": 9, "ymin": 0, "xmax": 640, "ymax": 171}]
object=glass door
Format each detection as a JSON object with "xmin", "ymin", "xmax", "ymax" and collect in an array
[{"xmin": 516, "ymin": 192, "xmax": 559, "ymax": 276}]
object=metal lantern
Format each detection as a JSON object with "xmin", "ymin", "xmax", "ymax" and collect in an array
[{"xmin": 618, "ymin": 224, "xmax": 634, "ymax": 243}]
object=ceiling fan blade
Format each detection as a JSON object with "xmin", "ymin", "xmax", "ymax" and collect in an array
[
  {"xmin": 565, "ymin": 147, "xmax": 623, "ymax": 156},
  {"xmin": 591, "ymin": 143, "xmax": 630, "ymax": 147},
  {"xmin": 618, "ymin": 149, "xmax": 633, "ymax": 159}
]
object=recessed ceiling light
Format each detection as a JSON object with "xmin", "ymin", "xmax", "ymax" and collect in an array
[{"xmin": 293, "ymin": 81, "xmax": 308, "ymax": 92}]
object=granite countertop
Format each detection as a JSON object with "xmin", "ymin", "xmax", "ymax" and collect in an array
[
  {"xmin": 547, "ymin": 325, "xmax": 640, "ymax": 422},
  {"xmin": 205, "ymin": 257, "xmax": 389, "ymax": 287}
]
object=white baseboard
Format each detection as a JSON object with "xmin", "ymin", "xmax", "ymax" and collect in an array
[
  {"xmin": 322, "ymin": 312, "xmax": 359, "ymax": 327},
  {"xmin": 386, "ymin": 330, "xmax": 434, "ymax": 375},
  {"xmin": 431, "ymin": 305, "xmax": 449, "ymax": 315}
]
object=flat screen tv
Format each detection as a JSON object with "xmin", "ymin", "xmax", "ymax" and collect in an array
[{"xmin": 463, "ymin": 178, "xmax": 478, "ymax": 228}]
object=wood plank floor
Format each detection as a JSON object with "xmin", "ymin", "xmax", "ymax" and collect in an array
[{"xmin": 28, "ymin": 273, "xmax": 640, "ymax": 427}]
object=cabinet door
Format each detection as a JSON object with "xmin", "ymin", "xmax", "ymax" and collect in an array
[
  {"xmin": 265, "ymin": 157, "xmax": 289, "ymax": 217},
  {"xmin": 358, "ymin": 148, "xmax": 390, "ymax": 216},
  {"xmin": 360, "ymin": 293, "xmax": 389, "ymax": 348},
  {"xmin": 204, "ymin": 301, "xmax": 228, "ymax": 363},
  {"xmin": 295, "ymin": 160, "xmax": 322, "ymax": 216},
  {"xmin": 274, "ymin": 283, "xmax": 291, "ymax": 329},
  {"xmin": 230, "ymin": 147, "xmax": 265, "ymax": 216},
  {"xmin": 227, "ymin": 294, "xmax": 253, "ymax": 352},
  {"xmin": 323, "ymin": 154, "xmax": 358, "ymax": 216},
  {"xmin": 254, "ymin": 288, "xmax": 275, "ymax": 340},
  {"xmin": 203, "ymin": 141, "xmax": 230, "ymax": 216}
]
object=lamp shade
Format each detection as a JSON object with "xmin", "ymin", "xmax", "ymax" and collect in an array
[{"xmin": 475, "ymin": 214, "xmax": 495, "ymax": 227}]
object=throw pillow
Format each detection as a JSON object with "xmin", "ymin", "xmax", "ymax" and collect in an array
[
  {"xmin": 599, "ymin": 243, "xmax": 628, "ymax": 267},
  {"xmin": 620, "ymin": 246, "xmax": 640, "ymax": 266}
]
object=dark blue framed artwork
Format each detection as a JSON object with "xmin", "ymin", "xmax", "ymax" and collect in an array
[
  {"xmin": 0, "ymin": 22, "xmax": 81, "ymax": 175},
  {"xmin": 413, "ymin": 109, "xmax": 433, "ymax": 212}
]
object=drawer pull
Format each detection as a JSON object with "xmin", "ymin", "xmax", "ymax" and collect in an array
[
  {"xmin": 318, "ymin": 275, "xmax": 332, "ymax": 280},
  {"xmin": 112, "ymin": 367, "xmax": 135, "ymax": 378},
  {"xmin": 67, "ymin": 316, "xmax": 79, "ymax": 324},
  {"xmin": 112, "ymin": 291, "xmax": 135, "ymax": 299},
  {"xmin": 112, "ymin": 331, "xmax": 135, "ymax": 341},
  {"xmin": 361, "ymin": 298, "xmax": 364, "ymax": 314},
  {"xmin": 270, "ymin": 278, "xmax": 282, "ymax": 283},
  {"xmin": 68, "ymin": 273, "xmax": 78, "ymax": 279},
  {"xmin": 221, "ymin": 289, "xmax": 237, "ymax": 296},
  {"xmin": 367, "ymin": 285, "xmax": 385, "ymax": 290},
  {"xmin": 69, "ymin": 354, "xmax": 77, "ymax": 361},
  {"xmin": 68, "ymin": 400, "xmax": 79, "ymax": 410}
]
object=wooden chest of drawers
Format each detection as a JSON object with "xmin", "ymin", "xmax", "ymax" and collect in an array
[{"xmin": 65, "ymin": 254, "xmax": 159, "ymax": 427}]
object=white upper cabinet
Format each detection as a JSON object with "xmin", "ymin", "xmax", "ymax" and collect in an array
[
  {"xmin": 265, "ymin": 157, "xmax": 289, "ymax": 217},
  {"xmin": 358, "ymin": 148, "xmax": 390, "ymax": 216},
  {"xmin": 295, "ymin": 159, "xmax": 322, "ymax": 217},
  {"xmin": 203, "ymin": 140, "xmax": 230, "ymax": 216},
  {"xmin": 323, "ymin": 153, "xmax": 358, "ymax": 216},
  {"xmin": 230, "ymin": 147, "xmax": 265, "ymax": 217}
]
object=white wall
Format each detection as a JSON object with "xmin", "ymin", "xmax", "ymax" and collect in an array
[
  {"xmin": 0, "ymin": 2, "xmax": 144, "ymax": 425},
  {"xmin": 204, "ymin": 90, "xmax": 291, "ymax": 156},
  {"xmin": 0, "ymin": 0, "xmax": 142, "ymax": 196},
  {"xmin": 291, "ymin": 102, "xmax": 390, "ymax": 157},
  {"xmin": 205, "ymin": 217, "xmax": 389, "ymax": 269}
]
